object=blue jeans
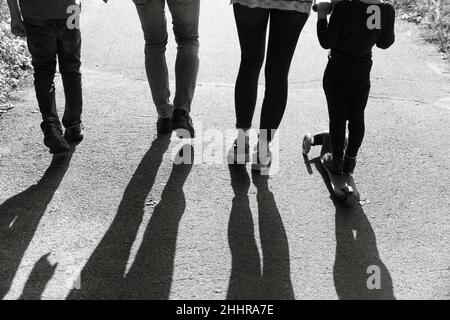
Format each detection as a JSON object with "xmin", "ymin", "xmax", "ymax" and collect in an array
[
  {"xmin": 24, "ymin": 18, "xmax": 82, "ymax": 132},
  {"xmin": 133, "ymin": 0, "xmax": 200, "ymax": 118}
]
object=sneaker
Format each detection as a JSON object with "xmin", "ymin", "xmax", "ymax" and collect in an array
[
  {"xmin": 227, "ymin": 137, "xmax": 250, "ymax": 164},
  {"xmin": 157, "ymin": 117, "xmax": 173, "ymax": 135},
  {"xmin": 322, "ymin": 153, "xmax": 343, "ymax": 175},
  {"xmin": 43, "ymin": 127, "xmax": 71, "ymax": 154},
  {"xmin": 251, "ymin": 143, "xmax": 272, "ymax": 174},
  {"xmin": 343, "ymin": 155, "xmax": 357, "ymax": 174},
  {"xmin": 172, "ymin": 109, "xmax": 195, "ymax": 138},
  {"xmin": 65, "ymin": 123, "xmax": 84, "ymax": 142}
]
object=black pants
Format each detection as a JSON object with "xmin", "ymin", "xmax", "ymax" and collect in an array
[
  {"xmin": 24, "ymin": 18, "xmax": 82, "ymax": 132},
  {"xmin": 233, "ymin": 4, "xmax": 308, "ymax": 141},
  {"xmin": 323, "ymin": 58, "xmax": 371, "ymax": 159}
]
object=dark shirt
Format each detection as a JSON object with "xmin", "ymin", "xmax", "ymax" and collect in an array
[
  {"xmin": 317, "ymin": 0, "xmax": 395, "ymax": 62},
  {"xmin": 19, "ymin": 0, "xmax": 79, "ymax": 19}
]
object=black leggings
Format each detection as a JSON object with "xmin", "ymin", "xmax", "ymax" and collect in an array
[
  {"xmin": 323, "ymin": 61, "xmax": 371, "ymax": 159},
  {"xmin": 233, "ymin": 4, "xmax": 308, "ymax": 141}
]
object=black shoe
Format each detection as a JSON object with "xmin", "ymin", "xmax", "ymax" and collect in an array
[
  {"xmin": 65, "ymin": 123, "xmax": 84, "ymax": 142},
  {"xmin": 343, "ymin": 155, "xmax": 357, "ymax": 174},
  {"xmin": 171, "ymin": 109, "xmax": 195, "ymax": 138},
  {"xmin": 322, "ymin": 153, "xmax": 343, "ymax": 175},
  {"xmin": 43, "ymin": 127, "xmax": 71, "ymax": 154},
  {"xmin": 157, "ymin": 117, "xmax": 173, "ymax": 135}
]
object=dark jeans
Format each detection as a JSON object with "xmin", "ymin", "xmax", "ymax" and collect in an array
[
  {"xmin": 323, "ymin": 57, "xmax": 372, "ymax": 159},
  {"xmin": 133, "ymin": 0, "xmax": 200, "ymax": 118},
  {"xmin": 24, "ymin": 18, "xmax": 82, "ymax": 132},
  {"xmin": 233, "ymin": 4, "xmax": 308, "ymax": 141}
]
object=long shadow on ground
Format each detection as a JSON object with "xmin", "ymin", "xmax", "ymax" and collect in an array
[
  {"xmin": 309, "ymin": 142, "xmax": 396, "ymax": 300},
  {"xmin": 0, "ymin": 153, "xmax": 73, "ymax": 299},
  {"xmin": 227, "ymin": 165, "xmax": 294, "ymax": 300},
  {"xmin": 68, "ymin": 138, "xmax": 194, "ymax": 299}
]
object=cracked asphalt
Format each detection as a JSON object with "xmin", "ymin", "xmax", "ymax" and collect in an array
[{"xmin": 0, "ymin": 1, "xmax": 449, "ymax": 300}]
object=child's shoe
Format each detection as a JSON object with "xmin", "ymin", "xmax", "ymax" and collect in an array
[
  {"xmin": 65, "ymin": 123, "xmax": 85, "ymax": 142},
  {"xmin": 343, "ymin": 155, "xmax": 357, "ymax": 174},
  {"xmin": 322, "ymin": 153, "xmax": 343, "ymax": 174},
  {"xmin": 43, "ymin": 127, "xmax": 71, "ymax": 154}
]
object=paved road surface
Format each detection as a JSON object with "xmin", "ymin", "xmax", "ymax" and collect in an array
[{"xmin": 0, "ymin": 1, "xmax": 449, "ymax": 299}]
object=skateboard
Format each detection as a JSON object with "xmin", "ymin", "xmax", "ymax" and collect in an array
[{"xmin": 303, "ymin": 132, "xmax": 360, "ymax": 207}]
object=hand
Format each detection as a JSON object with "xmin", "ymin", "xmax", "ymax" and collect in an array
[{"xmin": 11, "ymin": 17, "xmax": 26, "ymax": 38}]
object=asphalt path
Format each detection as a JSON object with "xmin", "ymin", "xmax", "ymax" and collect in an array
[{"xmin": 0, "ymin": 0, "xmax": 449, "ymax": 299}]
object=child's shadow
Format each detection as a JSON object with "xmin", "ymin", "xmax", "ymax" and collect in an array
[
  {"xmin": 227, "ymin": 165, "xmax": 294, "ymax": 300},
  {"xmin": 0, "ymin": 152, "xmax": 73, "ymax": 299},
  {"xmin": 307, "ymin": 144, "xmax": 396, "ymax": 300}
]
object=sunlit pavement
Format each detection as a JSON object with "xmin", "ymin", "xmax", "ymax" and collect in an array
[{"xmin": 0, "ymin": 1, "xmax": 449, "ymax": 300}]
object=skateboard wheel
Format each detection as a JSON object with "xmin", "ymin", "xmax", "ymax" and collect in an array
[{"xmin": 303, "ymin": 133, "xmax": 312, "ymax": 155}]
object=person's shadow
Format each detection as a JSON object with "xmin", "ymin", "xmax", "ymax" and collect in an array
[
  {"xmin": 68, "ymin": 138, "xmax": 194, "ymax": 299},
  {"xmin": 0, "ymin": 152, "xmax": 73, "ymax": 299},
  {"xmin": 309, "ymin": 143, "xmax": 396, "ymax": 300},
  {"xmin": 123, "ymin": 144, "xmax": 194, "ymax": 299},
  {"xmin": 19, "ymin": 253, "xmax": 57, "ymax": 300},
  {"xmin": 227, "ymin": 165, "xmax": 294, "ymax": 300}
]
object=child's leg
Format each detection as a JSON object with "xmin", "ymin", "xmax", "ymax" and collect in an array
[
  {"xmin": 56, "ymin": 20, "xmax": 82, "ymax": 129},
  {"xmin": 323, "ymin": 67, "xmax": 348, "ymax": 160},
  {"xmin": 23, "ymin": 18, "xmax": 59, "ymax": 131},
  {"xmin": 346, "ymin": 79, "xmax": 370, "ymax": 159}
]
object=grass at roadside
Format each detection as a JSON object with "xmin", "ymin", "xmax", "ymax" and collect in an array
[
  {"xmin": 0, "ymin": 1, "xmax": 31, "ymax": 112},
  {"xmin": 394, "ymin": 0, "xmax": 450, "ymax": 59}
]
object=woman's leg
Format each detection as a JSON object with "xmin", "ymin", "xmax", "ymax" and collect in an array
[
  {"xmin": 259, "ymin": 9, "xmax": 308, "ymax": 142},
  {"xmin": 346, "ymin": 79, "xmax": 371, "ymax": 158},
  {"xmin": 233, "ymin": 4, "xmax": 269, "ymax": 130}
]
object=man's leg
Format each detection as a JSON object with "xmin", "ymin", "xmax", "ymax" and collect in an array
[
  {"xmin": 167, "ymin": 0, "xmax": 200, "ymax": 113},
  {"xmin": 133, "ymin": 0, "xmax": 173, "ymax": 119},
  {"xmin": 56, "ymin": 19, "xmax": 83, "ymax": 136}
]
